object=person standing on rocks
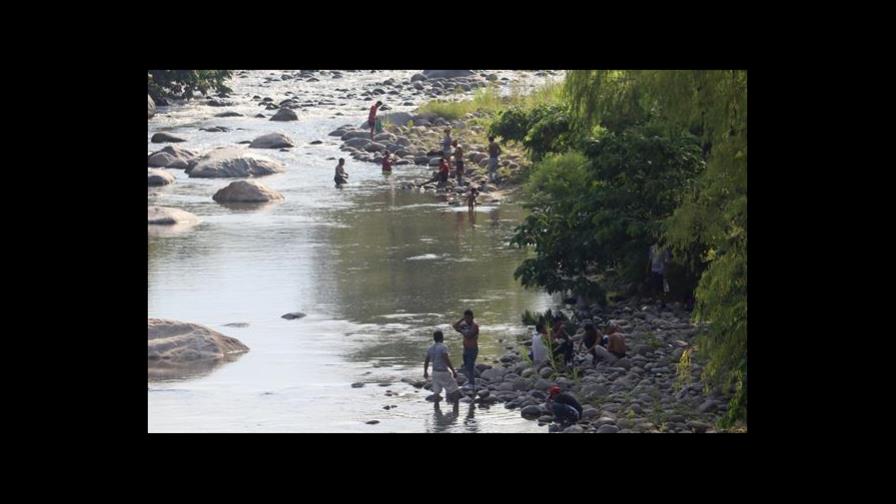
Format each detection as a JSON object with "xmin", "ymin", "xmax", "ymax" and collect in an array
[
  {"xmin": 546, "ymin": 385, "xmax": 583, "ymax": 428},
  {"xmin": 648, "ymin": 243, "xmax": 672, "ymax": 307},
  {"xmin": 453, "ymin": 141, "xmax": 465, "ymax": 185},
  {"xmin": 424, "ymin": 330, "xmax": 461, "ymax": 403},
  {"xmin": 334, "ymin": 158, "xmax": 349, "ymax": 187},
  {"xmin": 368, "ymin": 100, "xmax": 383, "ymax": 140},
  {"xmin": 467, "ymin": 186, "xmax": 479, "ymax": 210},
  {"xmin": 529, "ymin": 320, "xmax": 548, "ymax": 366},
  {"xmin": 452, "ymin": 309, "xmax": 480, "ymax": 391},
  {"xmin": 580, "ymin": 322, "xmax": 602, "ymax": 367},
  {"xmin": 487, "ymin": 136, "xmax": 501, "ymax": 183},
  {"xmin": 442, "ymin": 128, "xmax": 453, "ymax": 158}
]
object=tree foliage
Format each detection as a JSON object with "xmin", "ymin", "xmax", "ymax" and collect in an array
[{"xmin": 147, "ymin": 70, "xmax": 233, "ymax": 101}]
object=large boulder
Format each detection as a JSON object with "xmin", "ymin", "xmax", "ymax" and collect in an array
[
  {"xmin": 147, "ymin": 169, "xmax": 175, "ymax": 187},
  {"xmin": 147, "ymin": 206, "xmax": 199, "ymax": 226},
  {"xmin": 151, "ymin": 132, "xmax": 186, "ymax": 143},
  {"xmin": 270, "ymin": 108, "xmax": 298, "ymax": 121},
  {"xmin": 422, "ymin": 70, "xmax": 474, "ymax": 79},
  {"xmin": 344, "ymin": 137, "xmax": 371, "ymax": 149},
  {"xmin": 380, "ymin": 112, "xmax": 414, "ymax": 126},
  {"xmin": 410, "ymin": 73, "xmax": 428, "ymax": 82},
  {"xmin": 212, "ymin": 180, "xmax": 284, "ymax": 203},
  {"xmin": 187, "ymin": 147, "xmax": 285, "ymax": 178},
  {"xmin": 249, "ymin": 132, "xmax": 295, "ymax": 149},
  {"xmin": 148, "ymin": 318, "xmax": 248, "ymax": 362},
  {"xmin": 148, "ymin": 95, "xmax": 156, "ymax": 119},
  {"xmin": 148, "ymin": 145, "xmax": 197, "ymax": 169},
  {"xmin": 341, "ymin": 130, "xmax": 372, "ymax": 141}
]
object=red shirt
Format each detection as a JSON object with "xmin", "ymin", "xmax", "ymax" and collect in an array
[
  {"xmin": 439, "ymin": 159, "xmax": 450, "ymax": 173},
  {"xmin": 368, "ymin": 104, "xmax": 379, "ymax": 122},
  {"xmin": 460, "ymin": 322, "xmax": 479, "ymax": 349},
  {"xmin": 382, "ymin": 157, "xmax": 392, "ymax": 171}
]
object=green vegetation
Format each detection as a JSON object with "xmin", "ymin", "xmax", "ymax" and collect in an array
[
  {"xmin": 503, "ymin": 70, "xmax": 747, "ymax": 426},
  {"xmin": 148, "ymin": 70, "xmax": 233, "ymax": 101}
]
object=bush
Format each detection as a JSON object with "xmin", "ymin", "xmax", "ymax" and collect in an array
[{"xmin": 148, "ymin": 70, "xmax": 233, "ymax": 101}]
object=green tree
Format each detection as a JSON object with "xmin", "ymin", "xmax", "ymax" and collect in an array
[{"xmin": 147, "ymin": 70, "xmax": 233, "ymax": 101}]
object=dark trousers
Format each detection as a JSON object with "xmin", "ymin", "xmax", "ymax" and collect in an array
[
  {"xmin": 553, "ymin": 403, "xmax": 581, "ymax": 426},
  {"xmin": 463, "ymin": 347, "xmax": 478, "ymax": 387}
]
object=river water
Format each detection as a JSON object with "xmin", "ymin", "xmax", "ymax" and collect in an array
[{"xmin": 148, "ymin": 69, "xmax": 562, "ymax": 432}]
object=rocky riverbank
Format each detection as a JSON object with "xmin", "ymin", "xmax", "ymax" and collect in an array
[{"xmin": 380, "ymin": 297, "xmax": 732, "ymax": 433}]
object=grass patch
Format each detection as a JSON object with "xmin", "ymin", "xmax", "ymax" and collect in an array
[{"xmin": 416, "ymin": 79, "xmax": 565, "ymax": 122}]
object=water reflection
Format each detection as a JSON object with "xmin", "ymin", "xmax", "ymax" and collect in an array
[
  {"xmin": 432, "ymin": 400, "xmax": 460, "ymax": 432},
  {"xmin": 149, "ymin": 353, "xmax": 247, "ymax": 382}
]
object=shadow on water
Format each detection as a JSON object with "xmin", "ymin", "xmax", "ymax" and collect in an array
[{"xmin": 148, "ymin": 353, "xmax": 247, "ymax": 382}]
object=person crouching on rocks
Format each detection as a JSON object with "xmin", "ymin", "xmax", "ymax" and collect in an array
[
  {"xmin": 437, "ymin": 155, "xmax": 450, "ymax": 187},
  {"xmin": 580, "ymin": 322, "xmax": 603, "ymax": 367},
  {"xmin": 551, "ymin": 314, "xmax": 574, "ymax": 367},
  {"xmin": 546, "ymin": 385, "xmax": 583, "ymax": 428},
  {"xmin": 423, "ymin": 330, "xmax": 461, "ymax": 403},
  {"xmin": 334, "ymin": 158, "xmax": 349, "ymax": 187},
  {"xmin": 381, "ymin": 150, "xmax": 393, "ymax": 173}
]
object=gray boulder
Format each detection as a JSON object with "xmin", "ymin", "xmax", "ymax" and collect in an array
[
  {"xmin": 148, "ymin": 95, "xmax": 156, "ymax": 119},
  {"xmin": 270, "ymin": 108, "xmax": 299, "ymax": 121},
  {"xmin": 249, "ymin": 132, "xmax": 295, "ymax": 149},
  {"xmin": 188, "ymin": 147, "xmax": 286, "ymax": 178},
  {"xmin": 151, "ymin": 132, "xmax": 186, "ymax": 143},
  {"xmin": 148, "ymin": 169, "xmax": 175, "ymax": 187},
  {"xmin": 148, "ymin": 318, "xmax": 248, "ymax": 362},
  {"xmin": 213, "ymin": 180, "xmax": 284, "ymax": 203}
]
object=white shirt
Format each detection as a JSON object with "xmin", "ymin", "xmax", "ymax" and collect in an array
[{"xmin": 532, "ymin": 331, "xmax": 547, "ymax": 364}]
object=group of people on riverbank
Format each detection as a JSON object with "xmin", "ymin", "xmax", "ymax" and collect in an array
[
  {"xmin": 421, "ymin": 308, "xmax": 627, "ymax": 427},
  {"xmin": 335, "ymin": 101, "xmax": 503, "ymax": 196}
]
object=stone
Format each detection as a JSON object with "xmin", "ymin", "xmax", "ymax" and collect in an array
[
  {"xmin": 520, "ymin": 405, "xmax": 542, "ymax": 419},
  {"xmin": 249, "ymin": 132, "xmax": 295, "ymax": 149},
  {"xmin": 147, "ymin": 318, "xmax": 248, "ymax": 362},
  {"xmin": 148, "ymin": 169, "xmax": 175, "ymax": 187},
  {"xmin": 151, "ymin": 132, "xmax": 186, "ymax": 143},
  {"xmin": 148, "ymin": 95, "xmax": 156, "ymax": 119},
  {"xmin": 281, "ymin": 312, "xmax": 306, "ymax": 320},
  {"xmin": 188, "ymin": 147, "xmax": 285, "ymax": 178},
  {"xmin": 270, "ymin": 108, "xmax": 299, "ymax": 121},
  {"xmin": 147, "ymin": 206, "xmax": 199, "ymax": 226},
  {"xmin": 212, "ymin": 180, "xmax": 284, "ymax": 203},
  {"xmin": 596, "ymin": 424, "xmax": 619, "ymax": 434}
]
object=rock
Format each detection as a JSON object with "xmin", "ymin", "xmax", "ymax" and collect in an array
[
  {"xmin": 147, "ymin": 169, "xmax": 175, "ymax": 187},
  {"xmin": 151, "ymin": 132, "xmax": 186, "ymax": 143},
  {"xmin": 380, "ymin": 112, "xmax": 415, "ymax": 126},
  {"xmin": 410, "ymin": 73, "xmax": 428, "ymax": 82},
  {"xmin": 147, "ymin": 318, "xmax": 248, "ymax": 362},
  {"xmin": 223, "ymin": 322, "xmax": 249, "ymax": 328},
  {"xmin": 188, "ymin": 147, "xmax": 285, "ymax": 178},
  {"xmin": 534, "ymin": 378, "xmax": 552, "ymax": 391},
  {"xmin": 148, "ymin": 145, "xmax": 197, "ymax": 168},
  {"xmin": 213, "ymin": 180, "xmax": 284, "ymax": 203},
  {"xmin": 351, "ymin": 382, "xmax": 365, "ymax": 388},
  {"xmin": 582, "ymin": 408, "xmax": 600, "ymax": 420},
  {"xmin": 687, "ymin": 420, "xmax": 711, "ymax": 433},
  {"xmin": 486, "ymin": 73, "xmax": 498, "ymax": 81},
  {"xmin": 596, "ymin": 424, "xmax": 619, "ymax": 434},
  {"xmin": 344, "ymin": 138, "xmax": 371, "ymax": 149},
  {"xmin": 215, "ymin": 111, "xmax": 243, "ymax": 117},
  {"xmin": 697, "ymin": 399, "xmax": 717, "ymax": 413},
  {"xmin": 520, "ymin": 405, "xmax": 542, "ymax": 419},
  {"xmin": 422, "ymin": 70, "xmax": 475, "ymax": 79},
  {"xmin": 249, "ymin": 132, "xmax": 295, "ymax": 149},
  {"xmin": 148, "ymin": 95, "xmax": 156, "ymax": 119},
  {"xmin": 270, "ymin": 108, "xmax": 299, "ymax": 121},
  {"xmin": 539, "ymin": 367, "xmax": 553, "ymax": 379},
  {"xmin": 281, "ymin": 312, "xmax": 306, "ymax": 320},
  {"xmin": 255, "ymin": 114, "xmax": 266, "ymax": 118},
  {"xmin": 310, "ymin": 140, "xmax": 323, "ymax": 145},
  {"xmin": 365, "ymin": 142, "xmax": 386, "ymax": 153},
  {"xmin": 365, "ymin": 420, "xmax": 380, "ymax": 425},
  {"xmin": 580, "ymin": 383, "xmax": 609, "ymax": 401},
  {"xmin": 480, "ymin": 367, "xmax": 505, "ymax": 382},
  {"xmin": 562, "ymin": 425, "xmax": 584, "ymax": 433},
  {"xmin": 206, "ymin": 99, "xmax": 233, "ymax": 107},
  {"xmin": 147, "ymin": 206, "xmax": 199, "ymax": 226}
]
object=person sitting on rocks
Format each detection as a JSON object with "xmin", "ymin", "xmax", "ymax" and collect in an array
[
  {"xmin": 423, "ymin": 330, "xmax": 462, "ymax": 403},
  {"xmin": 368, "ymin": 100, "xmax": 383, "ymax": 140},
  {"xmin": 551, "ymin": 314, "xmax": 574, "ymax": 367},
  {"xmin": 381, "ymin": 150, "xmax": 393, "ymax": 173},
  {"xmin": 606, "ymin": 324, "xmax": 627, "ymax": 359},
  {"xmin": 334, "ymin": 158, "xmax": 348, "ymax": 187},
  {"xmin": 546, "ymin": 385, "xmax": 583, "ymax": 427}
]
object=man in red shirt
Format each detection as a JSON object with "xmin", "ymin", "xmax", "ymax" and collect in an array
[
  {"xmin": 368, "ymin": 100, "xmax": 383, "ymax": 139},
  {"xmin": 381, "ymin": 150, "xmax": 393, "ymax": 173},
  {"xmin": 452, "ymin": 309, "xmax": 480, "ymax": 390},
  {"xmin": 438, "ymin": 155, "xmax": 450, "ymax": 186}
]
